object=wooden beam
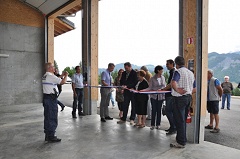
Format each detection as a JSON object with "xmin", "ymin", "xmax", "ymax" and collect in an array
[
  {"xmin": 49, "ymin": 0, "xmax": 82, "ymax": 18},
  {"xmin": 54, "ymin": 18, "xmax": 74, "ymax": 30},
  {"xmin": 48, "ymin": 18, "xmax": 54, "ymax": 63}
]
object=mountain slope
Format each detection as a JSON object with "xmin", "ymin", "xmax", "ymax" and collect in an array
[{"xmin": 208, "ymin": 51, "xmax": 240, "ymax": 83}]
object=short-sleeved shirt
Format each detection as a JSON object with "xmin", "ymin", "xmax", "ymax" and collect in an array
[
  {"xmin": 101, "ymin": 69, "xmax": 111, "ymax": 86},
  {"xmin": 72, "ymin": 73, "xmax": 84, "ymax": 88},
  {"xmin": 42, "ymin": 72, "xmax": 61, "ymax": 94},
  {"xmin": 172, "ymin": 70, "xmax": 196, "ymax": 88}
]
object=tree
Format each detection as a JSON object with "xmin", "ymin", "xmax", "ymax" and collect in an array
[
  {"xmin": 233, "ymin": 88, "xmax": 240, "ymax": 96},
  {"xmin": 54, "ymin": 60, "xmax": 59, "ymax": 70},
  {"xmin": 63, "ymin": 66, "xmax": 75, "ymax": 77},
  {"xmin": 163, "ymin": 71, "xmax": 169, "ymax": 83}
]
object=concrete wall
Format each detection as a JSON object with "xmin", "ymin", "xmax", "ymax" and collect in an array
[
  {"xmin": 0, "ymin": 0, "xmax": 45, "ymax": 106},
  {"xmin": 0, "ymin": 22, "xmax": 44, "ymax": 106}
]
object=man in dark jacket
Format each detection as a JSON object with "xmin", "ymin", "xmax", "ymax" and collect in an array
[
  {"xmin": 221, "ymin": 76, "xmax": 233, "ymax": 110},
  {"xmin": 117, "ymin": 62, "xmax": 138, "ymax": 125}
]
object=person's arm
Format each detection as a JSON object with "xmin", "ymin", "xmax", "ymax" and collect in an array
[
  {"xmin": 71, "ymin": 75, "xmax": 77, "ymax": 97},
  {"xmin": 216, "ymin": 85, "xmax": 223, "ymax": 98},
  {"xmin": 162, "ymin": 84, "xmax": 171, "ymax": 91},
  {"xmin": 171, "ymin": 71, "xmax": 186, "ymax": 95},
  {"xmin": 230, "ymin": 83, "xmax": 233, "ymax": 91},
  {"xmin": 60, "ymin": 72, "xmax": 68, "ymax": 85}
]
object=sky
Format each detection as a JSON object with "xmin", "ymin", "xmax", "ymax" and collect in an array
[{"xmin": 55, "ymin": 0, "xmax": 240, "ymax": 71}]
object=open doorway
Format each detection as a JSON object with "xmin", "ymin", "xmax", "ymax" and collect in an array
[{"xmin": 204, "ymin": 0, "xmax": 240, "ymax": 150}]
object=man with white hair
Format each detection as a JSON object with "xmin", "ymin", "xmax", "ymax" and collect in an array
[
  {"xmin": 205, "ymin": 69, "xmax": 223, "ymax": 133},
  {"xmin": 221, "ymin": 76, "xmax": 233, "ymax": 110}
]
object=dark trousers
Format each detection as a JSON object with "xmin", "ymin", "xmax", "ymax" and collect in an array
[
  {"xmin": 165, "ymin": 96, "xmax": 176, "ymax": 131},
  {"xmin": 121, "ymin": 92, "xmax": 136, "ymax": 121},
  {"xmin": 172, "ymin": 95, "xmax": 191, "ymax": 146},
  {"xmin": 118, "ymin": 102, "xmax": 124, "ymax": 111},
  {"xmin": 150, "ymin": 98, "xmax": 163, "ymax": 126},
  {"xmin": 57, "ymin": 90, "xmax": 65, "ymax": 108},
  {"xmin": 57, "ymin": 100, "xmax": 65, "ymax": 108},
  {"xmin": 72, "ymin": 88, "xmax": 83, "ymax": 114},
  {"xmin": 43, "ymin": 95, "xmax": 58, "ymax": 137}
]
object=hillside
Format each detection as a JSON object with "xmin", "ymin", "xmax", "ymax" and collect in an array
[
  {"xmin": 208, "ymin": 51, "xmax": 240, "ymax": 83},
  {"xmin": 98, "ymin": 51, "xmax": 240, "ymax": 84}
]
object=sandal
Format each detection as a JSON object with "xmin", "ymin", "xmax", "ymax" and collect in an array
[
  {"xmin": 134, "ymin": 123, "xmax": 142, "ymax": 127},
  {"xmin": 205, "ymin": 125, "xmax": 213, "ymax": 129},
  {"xmin": 139, "ymin": 125, "xmax": 145, "ymax": 128}
]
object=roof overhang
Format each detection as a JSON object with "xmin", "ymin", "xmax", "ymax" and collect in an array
[{"xmin": 20, "ymin": 0, "xmax": 82, "ymax": 37}]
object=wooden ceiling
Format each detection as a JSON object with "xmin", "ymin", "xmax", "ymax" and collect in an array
[{"xmin": 54, "ymin": 1, "xmax": 82, "ymax": 37}]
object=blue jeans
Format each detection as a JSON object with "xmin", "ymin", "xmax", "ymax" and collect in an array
[
  {"xmin": 43, "ymin": 95, "xmax": 58, "ymax": 137},
  {"xmin": 150, "ymin": 98, "xmax": 163, "ymax": 126},
  {"xmin": 121, "ymin": 92, "xmax": 136, "ymax": 121},
  {"xmin": 72, "ymin": 88, "xmax": 83, "ymax": 114},
  {"xmin": 222, "ymin": 93, "xmax": 231, "ymax": 109},
  {"xmin": 172, "ymin": 95, "xmax": 191, "ymax": 146},
  {"xmin": 110, "ymin": 92, "xmax": 115, "ymax": 106},
  {"xmin": 165, "ymin": 96, "xmax": 176, "ymax": 131}
]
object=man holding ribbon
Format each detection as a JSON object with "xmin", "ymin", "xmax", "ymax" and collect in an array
[{"xmin": 100, "ymin": 63, "xmax": 115, "ymax": 122}]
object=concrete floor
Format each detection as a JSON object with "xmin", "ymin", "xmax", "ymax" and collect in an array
[{"xmin": 1, "ymin": 104, "xmax": 240, "ymax": 159}]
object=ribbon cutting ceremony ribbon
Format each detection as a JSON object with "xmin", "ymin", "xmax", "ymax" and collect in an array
[
  {"xmin": 124, "ymin": 88, "xmax": 171, "ymax": 94},
  {"xmin": 84, "ymin": 85, "xmax": 122, "ymax": 88},
  {"xmin": 84, "ymin": 85, "xmax": 171, "ymax": 94}
]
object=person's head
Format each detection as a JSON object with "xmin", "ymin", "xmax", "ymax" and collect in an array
[
  {"xmin": 166, "ymin": 59, "xmax": 175, "ymax": 70},
  {"xmin": 154, "ymin": 65, "xmax": 164, "ymax": 75},
  {"xmin": 75, "ymin": 66, "xmax": 81, "ymax": 74},
  {"xmin": 174, "ymin": 56, "xmax": 185, "ymax": 68},
  {"xmin": 108, "ymin": 63, "xmax": 115, "ymax": 72},
  {"xmin": 124, "ymin": 62, "xmax": 132, "ymax": 72},
  {"xmin": 224, "ymin": 76, "xmax": 229, "ymax": 82},
  {"xmin": 137, "ymin": 70, "xmax": 146, "ymax": 81},
  {"xmin": 208, "ymin": 69, "xmax": 214, "ymax": 80},
  {"xmin": 140, "ymin": 66, "xmax": 148, "ymax": 72},
  {"xmin": 118, "ymin": 69, "xmax": 124, "ymax": 76},
  {"xmin": 45, "ymin": 63, "xmax": 55, "ymax": 73}
]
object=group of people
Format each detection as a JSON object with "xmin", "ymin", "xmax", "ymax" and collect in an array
[
  {"xmin": 44, "ymin": 55, "xmax": 235, "ymax": 148},
  {"xmin": 99, "ymin": 56, "xmax": 195, "ymax": 148}
]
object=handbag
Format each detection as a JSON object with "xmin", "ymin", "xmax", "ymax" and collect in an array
[{"xmin": 162, "ymin": 105, "xmax": 166, "ymax": 116}]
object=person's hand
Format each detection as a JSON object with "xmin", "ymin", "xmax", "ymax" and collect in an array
[
  {"xmin": 122, "ymin": 85, "xmax": 127, "ymax": 89},
  {"xmin": 177, "ymin": 88, "xmax": 187, "ymax": 95},
  {"xmin": 64, "ymin": 71, "xmax": 69, "ymax": 76},
  {"xmin": 74, "ymin": 92, "xmax": 77, "ymax": 97}
]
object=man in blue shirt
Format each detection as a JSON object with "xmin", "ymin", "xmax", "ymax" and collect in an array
[
  {"xmin": 205, "ymin": 69, "xmax": 223, "ymax": 133},
  {"xmin": 100, "ymin": 63, "xmax": 115, "ymax": 122}
]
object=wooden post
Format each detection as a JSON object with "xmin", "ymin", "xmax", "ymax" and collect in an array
[
  {"xmin": 181, "ymin": 0, "xmax": 208, "ymax": 143},
  {"xmin": 82, "ymin": 0, "xmax": 98, "ymax": 115},
  {"xmin": 47, "ymin": 18, "xmax": 54, "ymax": 63}
]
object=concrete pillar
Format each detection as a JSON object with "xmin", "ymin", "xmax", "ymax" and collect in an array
[
  {"xmin": 181, "ymin": 0, "xmax": 208, "ymax": 143},
  {"xmin": 82, "ymin": 0, "xmax": 99, "ymax": 115}
]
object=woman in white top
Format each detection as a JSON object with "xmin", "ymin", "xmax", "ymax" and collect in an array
[{"xmin": 142, "ymin": 65, "xmax": 166, "ymax": 130}]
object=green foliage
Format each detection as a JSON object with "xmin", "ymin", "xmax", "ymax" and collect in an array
[
  {"xmin": 233, "ymin": 88, "xmax": 240, "ymax": 96},
  {"xmin": 98, "ymin": 72, "xmax": 102, "ymax": 84},
  {"xmin": 163, "ymin": 71, "xmax": 169, "ymax": 83},
  {"xmin": 54, "ymin": 60, "xmax": 59, "ymax": 70},
  {"xmin": 63, "ymin": 67, "xmax": 75, "ymax": 77}
]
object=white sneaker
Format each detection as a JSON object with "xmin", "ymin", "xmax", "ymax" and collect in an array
[
  {"xmin": 112, "ymin": 106, "xmax": 115, "ymax": 109},
  {"xmin": 130, "ymin": 120, "xmax": 135, "ymax": 125}
]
